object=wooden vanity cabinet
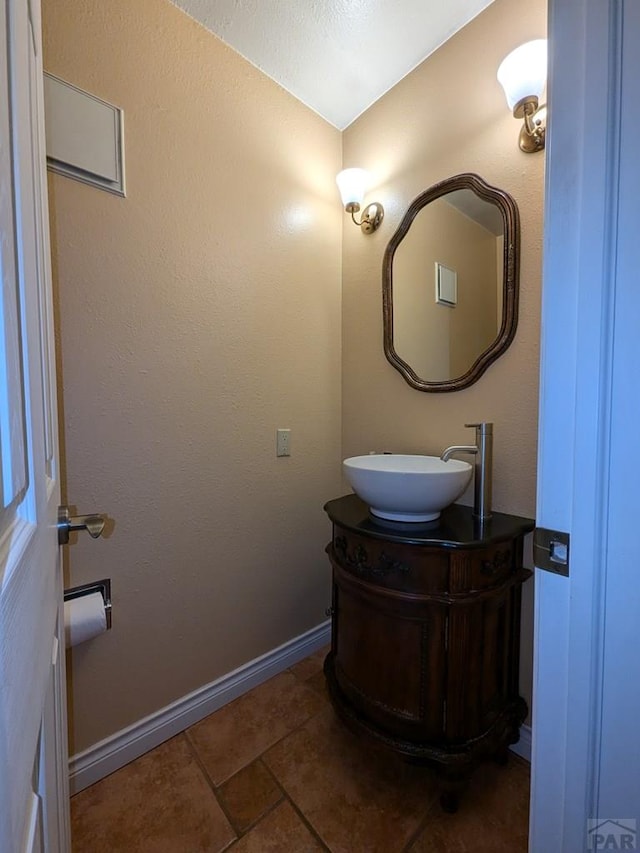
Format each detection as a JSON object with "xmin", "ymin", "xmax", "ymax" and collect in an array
[{"xmin": 323, "ymin": 495, "xmax": 534, "ymax": 811}]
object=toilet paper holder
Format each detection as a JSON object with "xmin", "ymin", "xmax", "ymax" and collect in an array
[{"xmin": 64, "ymin": 578, "xmax": 112, "ymax": 630}]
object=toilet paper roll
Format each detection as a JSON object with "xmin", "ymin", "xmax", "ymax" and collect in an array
[{"xmin": 64, "ymin": 592, "xmax": 107, "ymax": 648}]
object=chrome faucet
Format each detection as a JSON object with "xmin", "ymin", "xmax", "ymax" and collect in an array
[{"xmin": 440, "ymin": 422, "xmax": 493, "ymax": 520}]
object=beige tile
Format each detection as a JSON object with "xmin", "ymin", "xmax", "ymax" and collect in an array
[
  {"xmin": 218, "ymin": 760, "xmax": 283, "ymax": 833},
  {"xmin": 187, "ymin": 671, "xmax": 325, "ymax": 785},
  {"xmin": 288, "ymin": 646, "xmax": 329, "ymax": 682},
  {"xmin": 408, "ymin": 757, "xmax": 530, "ymax": 852},
  {"xmin": 306, "ymin": 669, "xmax": 330, "ymax": 700},
  {"xmin": 264, "ymin": 707, "xmax": 438, "ymax": 853},
  {"xmin": 228, "ymin": 801, "xmax": 324, "ymax": 852},
  {"xmin": 70, "ymin": 735, "xmax": 236, "ymax": 853}
]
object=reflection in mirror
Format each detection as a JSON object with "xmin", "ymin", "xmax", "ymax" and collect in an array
[
  {"xmin": 383, "ymin": 174, "xmax": 520, "ymax": 393},
  {"xmin": 393, "ymin": 191, "xmax": 504, "ymax": 379}
]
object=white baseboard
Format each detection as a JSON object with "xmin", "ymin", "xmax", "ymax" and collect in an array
[
  {"xmin": 68, "ymin": 620, "xmax": 331, "ymax": 794},
  {"xmin": 510, "ymin": 723, "xmax": 532, "ymax": 763}
]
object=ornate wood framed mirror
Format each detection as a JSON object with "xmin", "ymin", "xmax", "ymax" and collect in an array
[{"xmin": 382, "ymin": 173, "xmax": 520, "ymax": 392}]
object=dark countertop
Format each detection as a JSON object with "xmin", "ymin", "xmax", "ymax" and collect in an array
[{"xmin": 324, "ymin": 494, "xmax": 535, "ymax": 549}]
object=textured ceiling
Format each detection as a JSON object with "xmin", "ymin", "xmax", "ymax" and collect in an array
[{"xmin": 171, "ymin": 0, "xmax": 495, "ymax": 129}]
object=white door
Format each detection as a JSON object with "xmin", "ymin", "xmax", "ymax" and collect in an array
[
  {"xmin": 0, "ymin": 0, "xmax": 69, "ymax": 851},
  {"xmin": 531, "ymin": 1, "xmax": 640, "ymax": 850}
]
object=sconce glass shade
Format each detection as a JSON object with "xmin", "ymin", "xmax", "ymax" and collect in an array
[
  {"xmin": 336, "ymin": 168, "xmax": 370, "ymax": 211},
  {"xmin": 497, "ymin": 39, "xmax": 547, "ymax": 112}
]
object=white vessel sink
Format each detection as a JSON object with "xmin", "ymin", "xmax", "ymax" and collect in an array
[{"xmin": 343, "ymin": 454, "xmax": 473, "ymax": 522}]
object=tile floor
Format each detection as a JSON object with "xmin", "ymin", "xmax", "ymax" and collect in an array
[{"xmin": 70, "ymin": 648, "xmax": 530, "ymax": 852}]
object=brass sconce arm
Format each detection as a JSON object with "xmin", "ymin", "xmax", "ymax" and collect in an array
[
  {"xmin": 345, "ymin": 201, "xmax": 385, "ymax": 234},
  {"xmin": 514, "ymin": 96, "xmax": 546, "ymax": 153}
]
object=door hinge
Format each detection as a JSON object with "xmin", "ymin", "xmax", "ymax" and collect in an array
[{"xmin": 533, "ymin": 527, "xmax": 570, "ymax": 577}]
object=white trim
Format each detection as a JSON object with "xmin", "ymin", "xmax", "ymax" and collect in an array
[
  {"xmin": 68, "ymin": 621, "xmax": 330, "ymax": 794},
  {"xmin": 531, "ymin": 1, "xmax": 627, "ymax": 849},
  {"xmin": 510, "ymin": 724, "xmax": 531, "ymax": 764}
]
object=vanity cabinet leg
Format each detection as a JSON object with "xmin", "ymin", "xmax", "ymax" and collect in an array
[{"xmin": 437, "ymin": 767, "xmax": 468, "ymax": 814}]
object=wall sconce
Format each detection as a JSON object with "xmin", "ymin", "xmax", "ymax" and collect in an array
[
  {"xmin": 336, "ymin": 168, "xmax": 384, "ymax": 234},
  {"xmin": 497, "ymin": 39, "xmax": 547, "ymax": 153}
]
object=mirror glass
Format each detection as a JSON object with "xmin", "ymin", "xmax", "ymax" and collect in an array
[{"xmin": 382, "ymin": 173, "xmax": 520, "ymax": 392}]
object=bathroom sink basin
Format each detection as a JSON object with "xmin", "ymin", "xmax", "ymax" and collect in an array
[{"xmin": 343, "ymin": 454, "xmax": 473, "ymax": 522}]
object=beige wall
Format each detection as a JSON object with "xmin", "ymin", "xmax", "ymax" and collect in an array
[
  {"xmin": 44, "ymin": 0, "xmax": 343, "ymax": 753},
  {"xmin": 342, "ymin": 0, "xmax": 546, "ymax": 712}
]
